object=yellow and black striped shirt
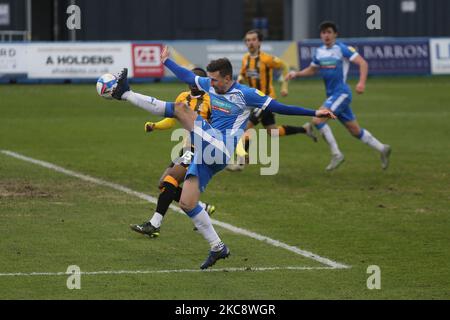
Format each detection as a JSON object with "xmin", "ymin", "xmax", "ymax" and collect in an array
[{"xmin": 240, "ymin": 51, "xmax": 288, "ymax": 99}]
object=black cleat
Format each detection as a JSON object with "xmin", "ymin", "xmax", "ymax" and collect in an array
[
  {"xmin": 130, "ymin": 221, "xmax": 160, "ymax": 238},
  {"xmin": 111, "ymin": 68, "xmax": 130, "ymax": 100},
  {"xmin": 200, "ymin": 245, "xmax": 230, "ymax": 270}
]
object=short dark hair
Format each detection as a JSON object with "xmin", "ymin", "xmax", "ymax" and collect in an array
[
  {"xmin": 191, "ymin": 67, "xmax": 207, "ymax": 77},
  {"xmin": 319, "ymin": 21, "xmax": 338, "ymax": 33},
  {"xmin": 245, "ymin": 29, "xmax": 264, "ymax": 42},
  {"xmin": 207, "ymin": 58, "xmax": 233, "ymax": 78}
]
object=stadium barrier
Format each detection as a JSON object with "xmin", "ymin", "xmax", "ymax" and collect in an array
[{"xmin": 0, "ymin": 38, "xmax": 449, "ymax": 83}]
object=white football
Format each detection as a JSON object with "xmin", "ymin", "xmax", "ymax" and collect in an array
[{"xmin": 96, "ymin": 73, "xmax": 117, "ymax": 99}]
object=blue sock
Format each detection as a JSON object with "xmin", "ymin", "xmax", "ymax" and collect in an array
[
  {"xmin": 315, "ymin": 122, "xmax": 327, "ymax": 130},
  {"xmin": 184, "ymin": 203, "xmax": 203, "ymax": 218},
  {"xmin": 357, "ymin": 128, "xmax": 365, "ymax": 139},
  {"xmin": 164, "ymin": 102, "xmax": 175, "ymax": 118}
]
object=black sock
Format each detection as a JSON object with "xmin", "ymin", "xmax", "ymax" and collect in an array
[
  {"xmin": 282, "ymin": 125, "xmax": 306, "ymax": 135},
  {"xmin": 156, "ymin": 181, "xmax": 178, "ymax": 217},
  {"xmin": 244, "ymin": 139, "xmax": 250, "ymax": 152},
  {"xmin": 174, "ymin": 187, "xmax": 182, "ymax": 203}
]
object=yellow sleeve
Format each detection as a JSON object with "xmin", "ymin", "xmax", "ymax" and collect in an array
[
  {"xmin": 269, "ymin": 55, "xmax": 289, "ymax": 77},
  {"xmin": 266, "ymin": 54, "xmax": 289, "ymax": 92},
  {"xmin": 199, "ymin": 94, "xmax": 212, "ymax": 121},
  {"xmin": 240, "ymin": 55, "xmax": 247, "ymax": 77},
  {"xmin": 238, "ymin": 55, "xmax": 248, "ymax": 83},
  {"xmin": 153, "ymin": 118, "xmax": 177, "ymax": 130}
]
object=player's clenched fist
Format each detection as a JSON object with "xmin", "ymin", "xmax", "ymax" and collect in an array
[
  {"xmin": 285, "ymin": 71, "xmax": 298, "ymax": 81},
  {"xmin": 356, "ymin": 81, "xmax": 365, "ymax": 94}
]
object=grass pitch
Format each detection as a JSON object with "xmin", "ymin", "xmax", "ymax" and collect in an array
[{"xmin": 0, "ymin": 77, "xmax": 449, "ymax": 299}]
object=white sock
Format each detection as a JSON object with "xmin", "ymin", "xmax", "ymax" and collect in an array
[
  {"xmin": 360, "ymin": 129, "xmax": 385, "ymax": 152},
  {"xmin": 319, "ymin": 124, "xmax": 341, "ymax": 156},
  {"xmin": 122, "ymin": 91, "xmax": 169, "ymax": 116},
  {"xmin": 149, "ymin": 212, "xmax": 163, "ymax": 228},
  {"xmin": 191, "ymin": 209, "xmax": 224, "ymax": 251},
  {"xmin": 198, "ymin": 201, "xmax": 206, "ymax": 210}
]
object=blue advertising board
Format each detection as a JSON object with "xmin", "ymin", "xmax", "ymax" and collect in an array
[{"xmin": 298, "ymin": 38, "xmax": 431, "ymax": 75}]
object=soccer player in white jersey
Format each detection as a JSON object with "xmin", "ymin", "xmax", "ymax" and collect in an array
[
  {"xmin": 110, "ymin": 46, "xmax": 335, "ymax": 269},
  {"xmin": 287, "ymin": 21, "xmax": 391, "ymax": 171}
]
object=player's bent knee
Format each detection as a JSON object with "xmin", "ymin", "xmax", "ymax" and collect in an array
[
  {"xmin": 312, "ymin": 117, "xmax": 325, "ymax": 125},
  {"xmin": 169, "ymin": 165, "xmax": 188, "ymax": 182},
  {"xmin": 179, "ymin": 199, "xmax": 196, "ymax": 213},
  {"xmin": 345, "ymin": 124, "xmax": 362, "ymax": 137},
  {"xmin": 351, "ymin": 130, "xmax": 361, "ymax": 138}
]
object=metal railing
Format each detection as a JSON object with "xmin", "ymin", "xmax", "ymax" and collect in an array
[{"xmin": 0, "ymin": 31, "xmax": 29, "ymax": 42}]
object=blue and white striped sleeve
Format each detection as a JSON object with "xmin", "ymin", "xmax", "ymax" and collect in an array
[{"xmin": 339, "ymin": 42, "xmax": 359, "ymax": 61}]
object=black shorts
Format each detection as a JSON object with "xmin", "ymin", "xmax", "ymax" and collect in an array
[{"xmin": 248, "ymin": 109, "xmax": 276, "ymax": 127}]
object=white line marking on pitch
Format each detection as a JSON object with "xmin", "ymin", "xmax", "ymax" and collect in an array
[
  {"xmin": 0, "ymin": 150, "xmax": 351, "ymax": 269},
  {"xmin": 0, "ymin": 266, "xmax": 339, "ymax": 277}
]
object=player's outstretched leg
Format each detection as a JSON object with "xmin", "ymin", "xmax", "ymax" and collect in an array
[
  {"xmin": 112, "ymin": 68, "xmax": 176, "ymax": 118},
  {"xmin": 314, "ymin": 121, "xmax": 344, "ymax": 171}
]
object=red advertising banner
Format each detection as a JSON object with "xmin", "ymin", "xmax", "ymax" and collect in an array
[{"xmin": 131, "ymin": 43, "xmax": 164, "ymax": 78}]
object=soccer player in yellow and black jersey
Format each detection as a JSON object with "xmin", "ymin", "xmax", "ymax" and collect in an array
[
  {"xmin": 227, "ymin": 29, "xmax": 317, "ymax": 171},
  {"xmin": 130, "ymin": 68, "xmax": 216, "ymax": 238}
]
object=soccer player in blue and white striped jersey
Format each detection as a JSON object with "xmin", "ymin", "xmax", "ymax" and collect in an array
[{"xmin": 287, "ymin": 21, "xmax": 391, "ymax": 171}]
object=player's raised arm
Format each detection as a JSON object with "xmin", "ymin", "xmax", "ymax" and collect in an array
[
  {"xmin": 161, "ymin": 46, "xmax": 197, "ymax": 86},
  {"xmin": 237, "ymin": 55, "xmax": 247, "ymax": 84},
  {"xmin": 277, "ymin": 59, "xmax": 290, "ymax": 97},
  {"xmin": 351, "ymin": 55, "xmax": 368, "ymax": 94},
  {"xmin": 268, "ymin": 55, "xmax": 290, "ymax": 96}
]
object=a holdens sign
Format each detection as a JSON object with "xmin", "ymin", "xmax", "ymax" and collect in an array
[
  {"xmin": 27, "ymin": 43, "xmax": 133, "ymax": 79},
  {"xmin": 0, "ymin": 42, "xmax": 164, "ymax": 79},
  {"xmin": 298, "ymin": 38, "xmax": 431, "ymax": 75}
]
